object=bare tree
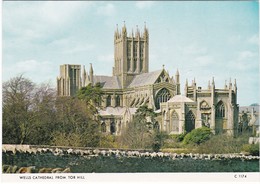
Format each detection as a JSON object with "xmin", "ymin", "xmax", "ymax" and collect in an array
[{"xmin": 3, "ymin": 75, "xmax": 35, "ymax": 144}]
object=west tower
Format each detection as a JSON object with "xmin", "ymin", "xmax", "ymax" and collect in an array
[
  {"xmin": 113, "ymin": 23, "xmax": 149, "ymax": 88},
  {"xmin": 57, "ymin": 64, "xmax": 81, "ymax": 96}
]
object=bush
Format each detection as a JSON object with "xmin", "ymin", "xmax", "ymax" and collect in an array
[
  {"xmin": 99, "ymin": 135, "xmax": 119, "ymax": 148},
  {"xmin": 183, "ymin": 127, "xmax": 212, "ymax": 145},
  {"xmin": 196, "ymin": 133, "xmax": 252, "ymax": 154},
  {"xmin": 242, "ymin": 144, "xmax": 260, "ymax": 156}
]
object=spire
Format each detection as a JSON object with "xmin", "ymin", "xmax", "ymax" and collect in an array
[
  {"xmin": 185, "ymin": 78, "xmax": 188, "ymax": 86},
  {"xmin": 89, "ymin": 63, "xmax": 94, "ymax": 85},
  {"xmin": 82, "ymin": 65, "xmax": 86, "ymax": 86},
  {"xmin": 122, "ymin": 21, "xmax": 127, "ymax": 37},
  {"xmin": 135, "ymin": 25, "xmax": 140, "ymax": 37},
  {"xmin": 234, "ymin": 79, "xmax": 237, "ymax": 92},
  {"xmin": 208, "ymin": 80, "xmax": 211, "ymax": 89},
  {"xmin": 176, "ymin": 68, "xmax": 179, "ymax": 76},
  {"xmin": 193, "ymin": 77, "xmax": 196, "ymax": 86},
  {"xmin": 143, "ymin": 21, "xmax": 148, "ymax": 39},
  {"xmin": 212, "ymin": 77, "xmax": 215, "ymax": 86},
  {"xmin": 175, "ymin": 69, "xmax": 180, "ymax": 84},
  {"xmin": 114, "ymin": 24, "xmax": 119, "ymax": 39},
  {"xmin": 229, "ymin": 77, "xmax": 232, "ymax": 89}
]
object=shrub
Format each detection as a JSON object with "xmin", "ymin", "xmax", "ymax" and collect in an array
[
  {"xmin": 242, "ymin": 144, "xmax": 260, "ymax": 156},
  {"xmin": 152, "ymin": 131, "xmax": 168, "ymax": 152},
  {"xmin": 99, "ymin": 135, "xmax": 119, "ymax": 148},
  {"xmin": 183, "ymin": 127, "xmax": 212, "ymax": 145},
  {"xmin": 197, "ymin": 133, "xmax": 252, "ymax": 154}
]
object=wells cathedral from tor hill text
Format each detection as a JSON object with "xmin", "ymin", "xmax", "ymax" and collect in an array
[{"xmin": 57, "ymin": 24, "xmax": 239, "ymax": 136}]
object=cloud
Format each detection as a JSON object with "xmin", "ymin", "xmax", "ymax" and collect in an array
[
  {"xmin": 228, "ymin": 35, "xmax": 241, "ymax": 44},
  {"xmin": 194, "ymin": 55, "xmax": 214, "ymax": 66},
  {"xmin": 3, "ymin": 1, "xmax": 93, "ymax": 42},
  {"xmin": 3, "ymin": 60, "xmax": 56, "ymax": 83},
  {"xmin": 135, "ymin": 1, "xmax": 155, "ymax": 9},
  {"xmin": 97, "ymin": 54, "xmax": 114, "ymax": 63},
  {"xmin": 248, "ymin": 34, "xmax": 259, "ymax": 45},
  {"xmin": 228, "ymin": 50, "xmax": 258, "ymax": 71},
  {"xmin": 238, "ymin": 50, "xmax": 256, "ymax": 60},
  {"xmin": 179, "ymin": 44, "xmax": 208, "ymax": 55},
  {"xmin": 96, "ymin": 3, "xmax": 116, "ymax": 16}
]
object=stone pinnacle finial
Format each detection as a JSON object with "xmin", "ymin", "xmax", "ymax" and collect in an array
[{"xmin": 176, "ymin": 68, "xmax": 179, "ymax": 76}]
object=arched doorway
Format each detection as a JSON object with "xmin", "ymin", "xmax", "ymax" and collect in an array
[{"xmin": 185, "ymin": 111, "xmax": 195, "ymax": 132}]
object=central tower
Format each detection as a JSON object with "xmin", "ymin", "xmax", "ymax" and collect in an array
[{"xmin": 113, "ymin": 23, "xmax": 149, "ymax": 88}]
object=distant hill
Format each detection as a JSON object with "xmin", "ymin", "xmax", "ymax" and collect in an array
[{"xmin": 250, "ymin": 103, "xmax": 259, "ymax": 106}]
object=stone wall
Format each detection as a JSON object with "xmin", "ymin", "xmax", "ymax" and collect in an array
[{"xmin": 2, "ymin": 144, "xmax": 260, "ymax": 173}]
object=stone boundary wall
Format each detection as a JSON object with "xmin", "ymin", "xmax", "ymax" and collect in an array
[
  {"xmin": 2, "ymin": 144, "xmax": 260, "ymax": 161},
  {"xmin": 2, "ymin": 144, "xmax": 260, "ymax": 173}
]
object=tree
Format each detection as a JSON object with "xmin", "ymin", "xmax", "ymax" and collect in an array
[
  {"xmin": 77, "ymin": 83, "xmax": 103, "ymax": 111},
  {"xmin": 183, "ymin": 127, "xmax": 212, "ymax": 145},
  {"xmin": 3, "ymin": 75, "xmax": 58, "ymax": 145},
  {"xmin": 3, "ymin": 75, "xmax": 36, "ymax": 144},
  {"xmin": 28, "ymin": 83, "xmax": 57, "ymax": 145},
  {"xmin": 52, "ymin": 96, "xmax": 101, "ymax": 147},
  {"xmin": 120, "ymin": 105, "xmax": 158, "ymax": 149}
]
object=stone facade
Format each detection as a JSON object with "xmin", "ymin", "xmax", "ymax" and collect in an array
[
  {"xmin": 57, "ymin": 24, "xmax": 238, "ymax": 136},
  {"xmin": 160, "ymin": 79, "xmax": 239, "ymax": 136}
]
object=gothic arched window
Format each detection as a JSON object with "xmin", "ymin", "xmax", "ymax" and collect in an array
[
  {"xmin": 140, "ymin": 59, "xmax": 143, "ymax": 72},
  {"xmin": 133, "ymin": 59, "xmax": 137, "ymax": 71},
  {"xmin": 107, "ymin": 95, "xmax": 111, "ymax": 107},
  {"xmin": 127, "ymin": 59, "xmax": 131, "ymax": 71},
  {"xmin": 110, "ymin": 122, "xmax": 116, "ymax": 134},
  {"xmin": 185, "ymin": 111, "xmax": 195, "ymax": 132},
  {"xmin": 172, "ymin": 111, "xmax": 179, "ymax": 132},
  {"xmin": 155, "ymin": 88, "xmax": 171, "ymax": 109},
  {"xmin": 101, "ymin": 122, "xmax": 106, "ymax": 133},
  {"xmin": 216, "ymin": 101, "xmax": 225, "ymax": 118},
  {"xmin": 115, "ymin": 95, "xmax": 120, "ymax": 107}
]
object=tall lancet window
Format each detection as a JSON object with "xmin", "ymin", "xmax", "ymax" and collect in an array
[
  {"xmin": 172, "ymin": 111, "xmax": 179, "ymax": 132},
  {"xmin": 216, "ymin": 101, "xmax": 225, "ymax": 118},
  {"xmin": 185, "ymin": 111, "xmax": 195, "ymax": 132},
  {"xmin": 107, "ymin": 95, "xmax": 111, "ymax": 107}
]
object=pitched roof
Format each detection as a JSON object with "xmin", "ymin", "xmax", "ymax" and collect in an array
[
  {"xmin": 94, "ymin": 75, "xmax": 122, "ymax": 89},
  {"xmin": 128, "ymin": 70, "xmax": 163, "ymax": 88},
  {"xmin": 167, "ymin": 95, "xmax": 194, "ymax": 103}
]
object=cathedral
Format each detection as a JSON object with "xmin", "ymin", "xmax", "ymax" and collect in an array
[{"xmin": 57, "ymin": 24, "xmax": 239, "ymax": 136}]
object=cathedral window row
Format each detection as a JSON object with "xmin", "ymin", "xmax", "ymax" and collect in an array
[
  {"xmin": 101, "ymin": 121, "xmax": 122, "ymax": 135},
  {"xmin": 105, "ymin": 95, "xmax": 121, "ymax": 107}
]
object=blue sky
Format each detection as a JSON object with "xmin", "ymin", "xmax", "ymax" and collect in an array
[{"xmin": 2, "ymin": 1, "xmax": 259, "ymax": 106}]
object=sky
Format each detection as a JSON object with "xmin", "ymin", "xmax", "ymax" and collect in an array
[{"xmin": 2, "ymin": 1, "xmax": 259, "ymax": 106}]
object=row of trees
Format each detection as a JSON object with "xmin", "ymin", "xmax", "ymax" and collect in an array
[
  {"xmin": 3, "ymin": 75, "xmax": 102, "ymax": 147},
  {"xmin": 3, "ymin": 75, "xmax": 163, "ymax": 150}
]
